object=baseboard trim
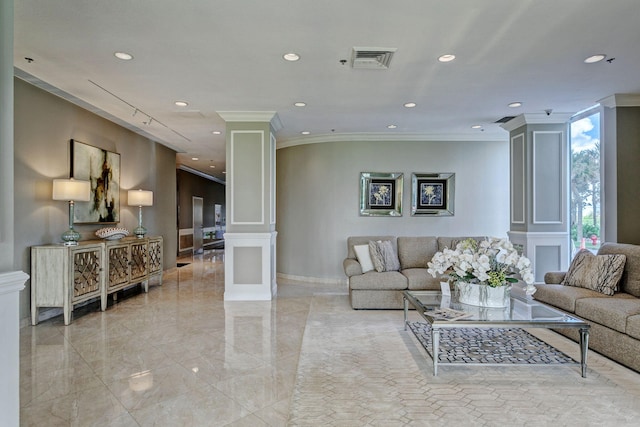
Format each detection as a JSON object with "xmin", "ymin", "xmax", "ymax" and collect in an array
[{"xmin": 277, "ymin": 273, "xmax": 347, "ymax": 286}]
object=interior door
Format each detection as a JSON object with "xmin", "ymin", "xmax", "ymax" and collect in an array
[{"xmin": 192, "ymin": 196, "xmax": 203, "ymax": 254}]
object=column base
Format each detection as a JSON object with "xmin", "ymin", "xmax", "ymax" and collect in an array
[
  {"xmin": 508, "ymin": 231, "xmax": 569, "ymax": 283},
  {"xmin": 223, "ymin": 232, "xmax": 277, "ymax": 301}
]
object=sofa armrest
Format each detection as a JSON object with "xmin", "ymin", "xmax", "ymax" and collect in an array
[
  {"xmin": 544, "ymin": 271, "xmax": 566, "ymax": 284},
  {"xmin": 343, "ymin": 258, "xmax": 363, "ymax": 277}
]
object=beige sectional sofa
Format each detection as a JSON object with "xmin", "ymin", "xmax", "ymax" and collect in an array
[
  {"xmin": 535, "ymin": 242, "xmax": 640, "ymax": 373},
  {"xmin": 343, "ymin": 235, "xmax": 483, "ymax": 309}
]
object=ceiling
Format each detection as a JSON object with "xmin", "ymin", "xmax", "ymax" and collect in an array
[{"xmin": 13, "ymin": 0, "xmax": 640, "ymax": 181}]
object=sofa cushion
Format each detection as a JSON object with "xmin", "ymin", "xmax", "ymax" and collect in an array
[
  {"xmin": 354, "ymin": 244, "xmax": 375, "ymax": 273},
  {"xmin": 562, "ymin": 249, "xmax": 626, "ymax": 296},
  {"xmin": 369, "ymin": 241, "xmax": 385, "ymax": 272},
  {"xmin": 575, "ymin": 294, "xmax": 640, "ymax": 334},
  {"xmin": 368, "ymin": 240, "xmax": 401, "ymax": 272},
  {"xmin": 598, "ymin": 242, "xmax": 640, "ymax": 298},
  {"xmin": 397, "ymin": 236, "xmax": 438, "ymax": 269},
  {"xmin": 347, "ymin": 236, "xmax": 396, "ymax": 259},
  {"xmin": 349, "ymin": 271, "xmax": 407, "ymax": 290},
  {"xmin": 401, "ymin": 268, "xmax": 442, "ymax": 290},
  {"xmin": 533, "ymin": 284, "xmax": 607, "ymax": 313}
]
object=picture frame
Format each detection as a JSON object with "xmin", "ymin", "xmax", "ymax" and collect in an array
[
  {"xmin": 359, "ymin": 172, "xmax": 403, "ymax": 216},
  {"xmin": 411, "ymin": 173, "xmax": 455, "ymax": 216},
  {"xmin": 71, "ymin": 139, "xmax": 121, "ymax": 224}
]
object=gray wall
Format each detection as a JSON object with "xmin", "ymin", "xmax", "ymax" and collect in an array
[
  {"xmin": 276, "ymin": 139, "xmax": 510, "ymax": 281},
  {"xmin": 614, "ymin": 107, "xmax": 640, "ymax": 243},
  {"xmin": 14, "ymin": 77, "xmax": 178, "ymax": 321}
]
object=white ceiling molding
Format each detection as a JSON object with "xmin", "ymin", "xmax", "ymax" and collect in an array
[
  {"xmin": 216, "ymin": 111, "xmax": 283, "ymax": 132},
  {"xmin": 500, "ymin": 113, "xmax": 574, "ymax": 132},
  {"xmin": 598, "ymin": 94, "xmax": 640, "ymax": 108},
  {"xmin": 277, "ymin": 132, "xmax": 508, "ymax": 150},
  {"xmin": 177, "ymin": 165, "xmax": 226, "ymax": 185}
]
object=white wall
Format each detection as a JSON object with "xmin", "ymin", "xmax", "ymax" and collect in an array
[{"xmin": 276, "ymin": 138, "xmax": 510, "ymax": 281}]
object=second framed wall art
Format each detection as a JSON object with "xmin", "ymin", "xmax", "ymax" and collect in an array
[{"xmin": 411, "ymin": 173, "xmax": 455, "ymax": 216}]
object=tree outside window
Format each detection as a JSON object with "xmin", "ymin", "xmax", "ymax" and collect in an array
[{"xmin": 570, "ymin": 111, "xmax": 601, "ymax": 255}]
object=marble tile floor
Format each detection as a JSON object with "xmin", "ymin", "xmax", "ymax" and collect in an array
[{"xmin": 19, "ymin": 250, "xmax": 640, "ymax": 426}]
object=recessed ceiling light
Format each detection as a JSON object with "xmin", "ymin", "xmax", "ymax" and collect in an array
[
  {"xmin": 438, "ymin": 54, "xmax": 456, "ymax": 63},
  {"xmin": 222, "ymin": 171, "xmax": 226, "ymax": 174},
  {"xmin": 175, "ymin": 101, "xmax": 189, "ymax": 107},
  {"xmin": 508, "ymin": 102, "xmax": 523, "ymax": 108},
  {"xmin": 192, "ymin": 157, "xmax": 199, "ymax": 161},
  {"xmin": 301, "ymin": 131, "xmax": 310, "ymax": 135},
  {"xmin": 294, "ymin": 102, "xmax": 306, "ymax": 107},
  {"xmin": 387, "ymin": 124, "xmax": 397, "ymax": 129},
  {"xmin": 114, "ymin": 52, "xmax": 133, "ymax": 60},
  {"xmin": 584, "ymin": 54, "xmax": 606, "ymax": 64},
  {"xmin": 212, "ymin": 131, "xmax": 221, "ymax": 135},
  {"xmin": 209, "ymin": 165, "xmax": 215, "ymax": 168},
  {"xmin": 404, "ymin": 102, "xmax": 417, "ymax": 108},
  {"xmin": 471, "ymin": 125, "xmax": 483, "ymax": 129},
  {"xmin": 283, "ymin": 53, "xmax": 300, "ymax": 61}
]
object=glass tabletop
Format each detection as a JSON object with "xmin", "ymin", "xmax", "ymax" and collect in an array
[{"xmin": 404, "ymin": 290, "xmax": 588, "ymax": 326}]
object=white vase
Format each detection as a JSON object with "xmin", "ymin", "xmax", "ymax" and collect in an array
[{"xmin": 456, "ymin": 282, "xmax": 511, "ymax": 308}]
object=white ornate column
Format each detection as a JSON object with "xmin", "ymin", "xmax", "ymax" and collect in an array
[
  {"xmin": 0, "ymin": 272, "xmax": 29, "ymax": 427},
  {"xmin": 1, "ymin": 2, "xmax": 29, "ymax": 425},
  {"xmin": 502, "ymin": 113, "xmax": 572, "ymax": 282},
  {"xmin": 217, "ymin": 112, "xmax": 281, "ymax": 300}
]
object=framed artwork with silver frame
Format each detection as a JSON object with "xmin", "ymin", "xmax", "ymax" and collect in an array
[
  {"xmin": 359, "ymin": 172, "xmax": 403, "ymax": 217},
  {"xmin": 411, "ymin": 172, "xmax": 455, "ymax": 216}
]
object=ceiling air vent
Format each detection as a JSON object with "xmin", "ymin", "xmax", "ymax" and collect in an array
[
  {"xmin": 494, "ymin": 116, "xmax": 516, "ymax": 124},
  {"xmin": 351, "ymin": 47, "xmax": 397, "ymax": 69}
]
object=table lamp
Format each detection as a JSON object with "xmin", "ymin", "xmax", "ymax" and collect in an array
[
  {"xmin": 128, "ymin": 189, "xmax": 153, "ymax": 238},
  {"xmin": 52, "ymin": 178, "xmax": 91, "ymax": 246}
]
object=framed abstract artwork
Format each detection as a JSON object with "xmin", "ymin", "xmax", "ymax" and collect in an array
[
  {"xmin": 359, "ymin": 172, "xmax": 403, "ymax": 216},
  {"xmin": 411, "ymin": 173, "xmax": 455, "ymax": 216},
  {"xmin": 71, "ymin": 139, "xmax": 121, "ymax": 223}
]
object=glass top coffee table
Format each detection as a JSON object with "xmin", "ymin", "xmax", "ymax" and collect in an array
[{"xmin": 403, "ymin": 290, "xmax": 590, "ymax": 377}]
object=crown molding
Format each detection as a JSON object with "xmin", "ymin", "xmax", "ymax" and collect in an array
[
  {"xmin": 216, "ymin": 111, "xmax": 283, "ymax": 132},
  {"xmin": 499, "ymin": 113, "xmax": 574, "ymax": 132},
  {"xmin": 598, "ymin": 94, "xmax": 640, "ymax": 108},
  {"xmin": 276, "ymin": 132, "xmax": 507, "ymax": 150},
  {"xmin": 177, "ymin": 165, "xmax": 226, "ymax": 185}
]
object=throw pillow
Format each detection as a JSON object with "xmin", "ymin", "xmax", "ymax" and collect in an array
[
  {"xmin": 369, "ymin": 240, "xmax": 385, "ymax": 272},
  {"xmin": 354, "ymin": 244, "xmax": 375, "ymax": 273},
  {"xmin": 379, "ymin": 240, "xmax": 401, "ymax": 272},
  {"xmin": 562, "ymin": 249, "xmax": 626, "ymax": 296}
]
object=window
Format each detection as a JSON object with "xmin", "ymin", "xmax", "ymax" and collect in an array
[{"xmin": 569, "ymin": 109, "xmax": 601, "ymax": 256}]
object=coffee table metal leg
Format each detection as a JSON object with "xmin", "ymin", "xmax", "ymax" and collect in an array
[
  {"xmin": 403, "ymin": 297, "xmax": 408, "ymax": 331},
  {"xmin": 580, "ymin": 327, "xmax": 589, "ymax": 378},
  {"xmin": 432, "ymin": 327, "xmax": 440, "ymax": 376}
]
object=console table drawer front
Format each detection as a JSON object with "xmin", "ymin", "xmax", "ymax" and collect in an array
[
  {"xmin": 107, "ymin": 245, "xmax": 130, "ymax": 288},
  {"xmin": 148, "ymin": 238, "xmax": 162, "ymax": 275},
  {"xmin": 72, "ymin": 248, "xmax": 102, "ymax": 298},
  {"xmin": 129, "ymin": 242, "xmax": 148, "ymax": 281}
]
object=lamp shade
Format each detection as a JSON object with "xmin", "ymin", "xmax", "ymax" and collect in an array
[
  {"xmin": 52, "ymin": 178, "xmax": 91, "ymax": 202},
  {"xmin": 128, "ymin": 189, "xmax": 153, "ymax": 207}
]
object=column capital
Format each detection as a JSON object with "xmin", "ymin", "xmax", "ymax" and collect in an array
[
  {"xmin": 216, "ymin": 111, "xmax": 283, "ymax": 132},
  {"xmin": 598, "ymin": 93, "xmax": 640, "ymax": 108},
  {"xmin": 500, "ymin": 113, "xmax": 573, "ymax": 132}
]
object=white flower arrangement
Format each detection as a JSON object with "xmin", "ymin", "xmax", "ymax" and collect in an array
[{"xmin": 427, "ymin": 238, "xmax": 536, "ymax": 296}]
